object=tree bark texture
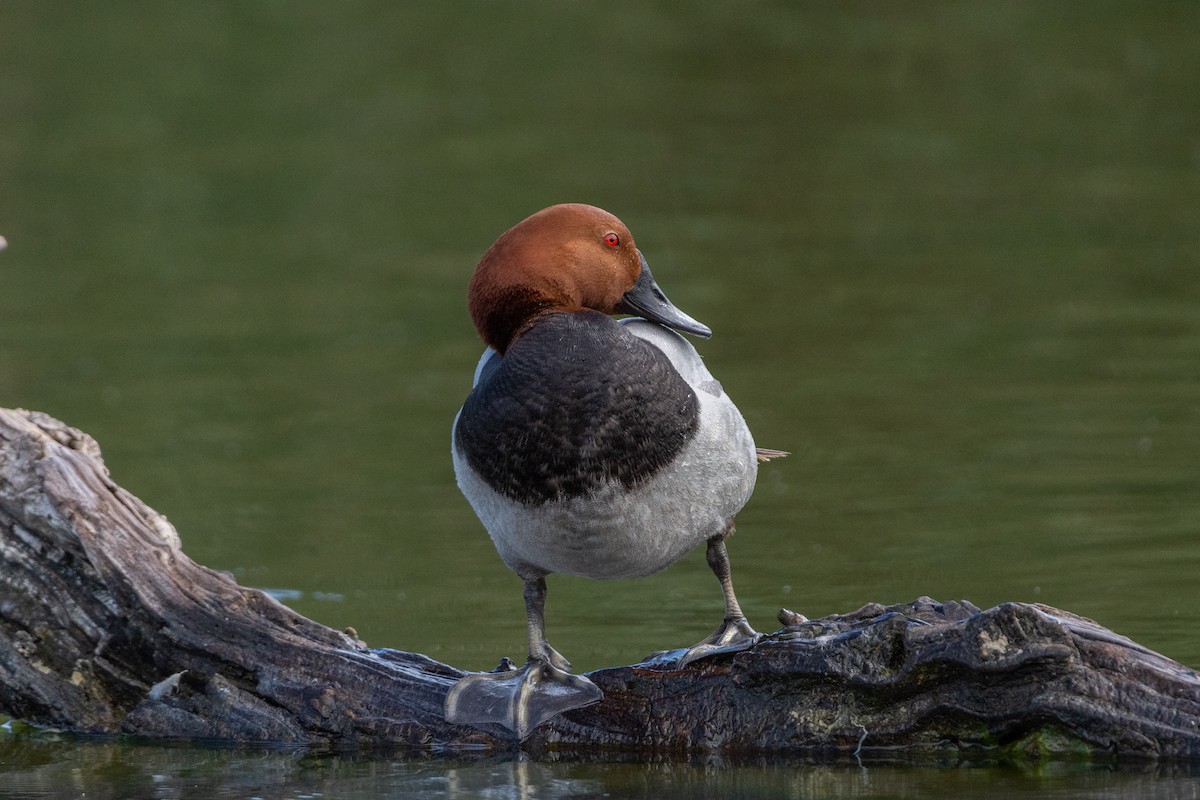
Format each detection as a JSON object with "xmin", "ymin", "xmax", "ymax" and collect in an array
[{"xmin": 2, "ymin": 408, "xmax": 1198, "ymax": 760}]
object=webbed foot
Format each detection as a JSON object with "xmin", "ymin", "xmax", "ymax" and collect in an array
[
  {"xmin": 676, "ymin": 615, "xmax": 762, "ymax": 668},
  {"xmin": 444, "ymin": 658, "xmax": 603, "ymax": 740}
]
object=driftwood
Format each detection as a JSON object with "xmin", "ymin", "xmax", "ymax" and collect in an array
[{"xmin": 2, "ymin": 407, "xmax": 1199, "ymax": 761}]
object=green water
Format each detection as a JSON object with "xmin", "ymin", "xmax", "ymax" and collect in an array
[
  {"xmin": 2, "ymin": 2, "xmax": 1199, "ymax": 796},
  {"xmin": 1, "ymin": 736, "xmax": 1199, "ymax": 800}
]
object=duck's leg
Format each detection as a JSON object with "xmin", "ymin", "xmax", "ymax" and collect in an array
[
  {"xmin": 521, "ymin": 575, "xmax": 571, "ymax": 670},
  {"xmin": 444, "ymin": 574, "xmax": 602, "ymax": 739},
  {"xmin": 677, "ymin": 522, "xmax": 762, "ymax": 667}
]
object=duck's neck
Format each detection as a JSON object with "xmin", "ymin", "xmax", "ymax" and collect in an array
[{"xmin": 470, "ymin": 284, "xmax": 560, "ymax": 354}]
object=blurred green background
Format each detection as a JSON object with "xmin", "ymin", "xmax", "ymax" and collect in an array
[{"xmin": 2, "ymin": 0, "xmax": 1198, "ymax": 736}]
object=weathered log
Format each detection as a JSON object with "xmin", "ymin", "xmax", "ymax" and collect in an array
[{"xmin": 2, "ymin": 408, "xmax": 1198, "ymax": 760}]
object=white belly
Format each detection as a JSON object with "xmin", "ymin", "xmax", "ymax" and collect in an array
[{"xmin": 452, "ymin": 386, "xmax": 757, "ymax": 581}]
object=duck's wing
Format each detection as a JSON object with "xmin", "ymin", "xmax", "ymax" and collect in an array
[
  {"xmin": 618, "ymin": 317, "xmax": 719, "ymax": 390},
  {"xmin": 622, "ymin": 317, "xmax": 787, "ymax": 466}
]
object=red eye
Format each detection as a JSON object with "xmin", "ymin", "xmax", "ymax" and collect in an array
[{"xmin": 603, "ymin": 232, "xmax": 620, "ymax": 248}]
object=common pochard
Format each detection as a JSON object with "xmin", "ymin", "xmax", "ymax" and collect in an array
[{"xmin": 444, "ymin": 203, "xmax": 784, "ymax": 739}]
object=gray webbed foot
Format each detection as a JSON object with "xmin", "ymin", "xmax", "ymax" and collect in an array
[
  {"xmin": 542, "ymin": 642, "xmax": 572, "ymax": 673},
  {"xmin": 676, "ymin": 615, "xmax": 762, "ymax": 668},
  {"xmin": 444, "ymin": 658, "xmax": 602, "ymax": 740},
  {"xmin": 445, "ymin": 575, "xmax": 602, "ymax": 739}
]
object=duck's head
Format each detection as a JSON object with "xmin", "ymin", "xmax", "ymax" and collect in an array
[{"xmin": 468, "ymin": 203, "xmax": 712, "ymax": 353}]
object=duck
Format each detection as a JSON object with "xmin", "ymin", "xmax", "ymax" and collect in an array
[{"xmin": 444, "ymin": 203, "xmax": 784, "ymax": 739}]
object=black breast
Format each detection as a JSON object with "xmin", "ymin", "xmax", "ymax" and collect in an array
[{"xmin": 454, "ymin": 311, "xmax": 700, "ymax": 506}]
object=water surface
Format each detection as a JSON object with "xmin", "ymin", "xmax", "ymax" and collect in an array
[
  {"xmin": 2, "ymin": 733, "xmax": 1199, "ymax": 800},
  {"xmin": 1, "ymin": 2, "xmax": 1198, "ymax": 796}
]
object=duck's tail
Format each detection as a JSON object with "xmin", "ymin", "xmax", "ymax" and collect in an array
[{"xmin": 755, "ymin": 448, "xmax": 790, "ymax": 462}]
